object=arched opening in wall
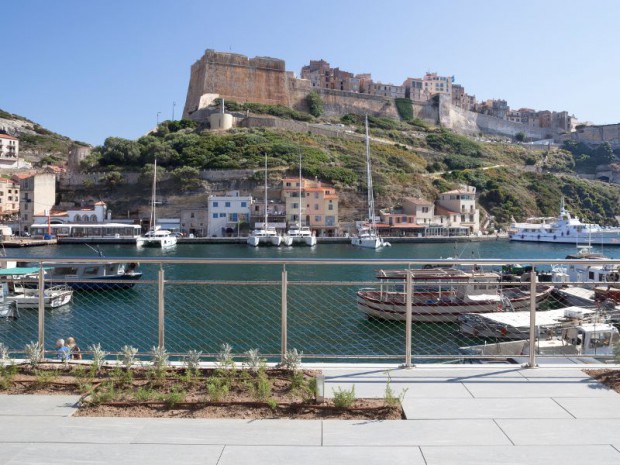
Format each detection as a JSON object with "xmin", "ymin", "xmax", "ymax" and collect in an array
[{"xmin": 598, "ymin": 176, "xmax": 610, "ymax": 183}]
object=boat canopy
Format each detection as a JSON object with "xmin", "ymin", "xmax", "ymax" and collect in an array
[{"xmin": 0, "ymin": 267, "xmax": 52, "ymax": 276}]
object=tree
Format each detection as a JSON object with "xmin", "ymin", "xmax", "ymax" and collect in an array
[
  {"xmin": 99, "ymin": 137, "xmax": 141, "ymax": 166},
  {"xmin": 515, "ymin": 132, "xmax": 526, "ymax": 142},
  {"xmin": 102, "ymin": 171, "xmax": 124, "ymax": 187},
  {"xmin": 170, "ymin": 166, "xmax": 202, "ymax": 191},
  {"xmin": 306, "ymin": 91, "xmax": 324, "ymax": 117}
]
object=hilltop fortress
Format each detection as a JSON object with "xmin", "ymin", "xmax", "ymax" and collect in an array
[{"xmin": 183, "ymin": 49, "xmax": 618, "ymax": 146}]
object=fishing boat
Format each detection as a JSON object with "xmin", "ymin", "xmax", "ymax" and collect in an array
[
  {"xmin": 508, "ymin": 197, "xmax": 620, "ymax": 245},
  {"xmin": 0, "ymin": 267, "xmax": 73, "ymax": 309},
  {"xmin": 136, "ymin": 160, "xmax": 177, "ymax": 249},
  {"xmin": 356, "ymin": 267, "xmax": 553, "ymax": 323},
  {"xmin": 351, "ymin": 116, "xmax": 389, "ymax": 249},
  {"xmin": 287, "ymin": 154, "xmax": 316, "ymax": 247},
  {"xmin": 247, "ymin": 154, "xmax": 285, "ymax": 247},
  {"xmin": 43, "ymin": 261, "xmax": 142, "ymax": 290}
]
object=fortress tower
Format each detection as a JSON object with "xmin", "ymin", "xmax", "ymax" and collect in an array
[{"xmin": 182, "ymin": 50, "xmax": 290, "ymax": 119}]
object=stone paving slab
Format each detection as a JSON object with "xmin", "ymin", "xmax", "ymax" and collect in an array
[
  {"xmin": 0, "ymin": 444, "xmax": 23, "ymax": 465},
  {"xmin": 517, "ymin": 367, "xmax": 595, "ymax": 379},
  {"xmin": 133, "ymin": 419, "xmax": 321, "ymax": 446},
  {"xmin": 323, "ymin": 419, "xmax": 510, "ymax": 446},
  {"xmin": 0, "ymin": 443, "xmax": 224, "ymax": 465},
  {"xmin": 420, "ymin": 444, "xmax": 620, "ymax": 465},
  {"xmin": 497, "ymin": 419, "xmax": 620, "ymax": 445},
  {"xmin": 0, "ymin": 417, "xmax": 144, "ymax": 444},
  {"xmin": 218, "ymin": 445, "xmax": 426, "ymax": 465},
  {"xmin": 322, "ymin": 367, "xmax": 528, "ymax": 380},
  {"xmin": 463, "ymin": 379, "xmax": 617, "ymax": 398},
  {"xmin": 325, "ymin": 380, "xmax": 473, "ymax": 399},
  {"xmin": 554, "ymin": 398, "xmax": 620, "ymax": 418},
  {"xmin": 0, "ymin": 395, "xmax": 79, "ymax": 416},
  {"xmin": 402, "ymin": 397, "xmax": 573, "ymax": 420}
]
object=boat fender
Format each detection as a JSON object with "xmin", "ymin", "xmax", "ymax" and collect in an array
[
  {"xmin": 537, "ymin": 235, "xmax": 540, "ymax": 240},
  {"xmin": 553, "ymin": 235, "xmax": 556, "ymax": 240},
  {"xmin": 607, "ymin": 272, "xmax": 620, "ymax": 283}
]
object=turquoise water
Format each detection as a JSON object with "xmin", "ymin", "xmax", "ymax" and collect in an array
[{"xmin": 2, "ymin": 240, "xmax": 619, "ymax": 361}]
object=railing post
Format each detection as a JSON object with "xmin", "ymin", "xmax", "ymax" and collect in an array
[
  {"xmin": 281, "ymin": 264, "xmax": 288, "ymax": 361},
  {"xmin": 38, "ymin": 263, "xmax": 45, "ymax": 356},
  {"xmin": 527, "ymin": 266, "xmax": 538, "ymax": 368},
  {"xmin": 404, "ymin": 270, "xmax": 413, "ymax": 368},
  {"xmin": 158, "ymin": 265, "xmax": 165, "ymax": 349}
]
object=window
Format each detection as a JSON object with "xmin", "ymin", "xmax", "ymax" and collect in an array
[
  {"xmin": 212, "ymin": 213, "xmax": 218, "ymax": 219},
  {"xmin": 241, "ymin": 202, "xmax": 246, "ymax": 208},
  {"xmin": 212, "ymin": 202, "xmax": 218, "ymax": 207},
  {"xmin": 292, "ymin": 203, "xmax": 298, "ymax": 209},
  {"xmin": 328, "ymin": 204, "xmax": 333, "ymax": 210},
  {"xmin": 314, "ymin": 192, "xmax": 319, "ymax": 199},
  {"xmin": 315, "ymin": 216, "xmax": 322, "ymax": 222},
  {"xmin": 190, "ymin": 213, "xmax": 195, "ymax": 218},
  {"xmin": 219, "ymin": 213, "xmax": 226, "ymax": 218},
  {"xmin": 225, "ymin": 202, "xmax": 231, "ymax": 208},
  {"xmin": 231, "ymin": 213, "xmax": 238, "ymax": 222},
  {"xmin": 314, "ymin": 204, "xmax": 319, "ymax": 210}
]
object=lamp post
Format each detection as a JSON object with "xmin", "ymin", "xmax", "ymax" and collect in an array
[
  {"xmin": 172, "ymin": 102, "xmax": 176, "ymax": 121},
  {"xmin": 156, "ymin": 112, "xmax": 161, "ymax": 126}
]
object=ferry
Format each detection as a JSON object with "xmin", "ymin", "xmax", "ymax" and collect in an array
[{"xmin": 508, "ymin": 198, "xmax": 620, "ymax": 245}]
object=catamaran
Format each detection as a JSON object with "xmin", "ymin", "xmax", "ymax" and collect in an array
[
  {"xmin": 287, "ymin": 154, "xmax": 317, "ymax": 246},
  {"xmin": 136, "ymin": 159, "xmax": 177, "ymax": 249}
]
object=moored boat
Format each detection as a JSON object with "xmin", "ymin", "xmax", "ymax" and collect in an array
[
  {"xmin": 356, "ymin": 267, "xmax": 553, "ymax": 323},
  {"xmin": 508, "ymin": 197, "xmax": 620, "ymax": 245},
  {"xmin": 0, "ymin": 267, "xmax": 73, "ymax": 309}
]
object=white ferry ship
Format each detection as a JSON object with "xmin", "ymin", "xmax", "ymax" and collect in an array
[{"xmin": 508, "ymin": 198, "xmax": 620, "ymax": 245}]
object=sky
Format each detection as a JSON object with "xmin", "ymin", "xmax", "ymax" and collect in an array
[{"xmin": 3, "ymin": 0, "xmax": 620, "ymax": 145}]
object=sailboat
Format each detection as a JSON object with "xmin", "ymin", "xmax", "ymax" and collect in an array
[
  {"xmin": 136, "ymin": 160, "xmax": 177, "ymax": 249},
  {"xmin": 247, "ymin": 154, "xmax": 284, "ymax": 247},
  {"xmin": 287, "ymin": 154, "xmax": 317, "ymax": 246},
  {"xmin": 351, "ymin": 116, "xmax": 390, "ymax": 249}
]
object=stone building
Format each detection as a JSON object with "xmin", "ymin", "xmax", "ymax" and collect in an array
[
  {"xmin": 15, "ymin": 172, "xmax": 56, "ymax": 235},
  {"xmin": 180, "ymin": 208, "xmax": 208, "ymax": 237},
  {"xmin": 300, "ymin": 60, "xmax": 360, "ymax": 92},
  {"xmin": 207, "ymin": 191, "xmax": 252, "ymax": 237},
  {"xmin": 0, "ymin": 178, "xmax": 19, "ymax": 218},
  {"xmin": 423, "ymin": 72, "xmax": 454, "ymax": 96},
  {"xmin": 67, "ymin": 144, "xmax": 92, "ymax": 172},
  {"xmin": 367, "ymin": 82, "xmax": 406, "ymax": 99},
  {"xmin": 0, "ymin": 134, "xmax": 22, "ymax": 169}
]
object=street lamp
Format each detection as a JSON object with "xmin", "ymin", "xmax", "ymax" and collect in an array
[
  {"xmin": 172, "ymin": 102, "xmax": 176, "ymax": 121},
  {"xmin": 156, "ymin": 112, "xmax": 161, "ymax": 126}
]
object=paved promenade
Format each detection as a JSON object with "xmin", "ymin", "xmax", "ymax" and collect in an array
[{"xmin": 1, "ymin": 364, "xmax": 620, "ymax": 464}]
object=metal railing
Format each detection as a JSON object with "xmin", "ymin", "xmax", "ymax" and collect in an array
[{"xmin": 1, "ymin": 257, "xmax": 619, "ymax": 367}]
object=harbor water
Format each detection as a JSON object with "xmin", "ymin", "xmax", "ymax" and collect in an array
[{"xmin": 2, "ymin": 239, "xmax": 620, "ymax": 360}]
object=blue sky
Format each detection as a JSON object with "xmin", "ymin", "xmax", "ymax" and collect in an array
[{"xmin": 3, "ymin": 0, "xmax": 619, "ymax": 145}]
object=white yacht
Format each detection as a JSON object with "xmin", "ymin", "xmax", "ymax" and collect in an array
[
  {"xmin": 247, "ymin": 155, "xmax": 284, "ymax": 247},
  {"xmin": 509, "ymin": 197, "xmax": 620, "ymax": 245},
  {"xmin": 136, "ymin": 159, "xmax": 177, "ymax": 249},
  {"xmin": 287, "ymin": 154, "xmax": 317, "ymax": 246},
  {"xmin": 351, "ymin": 116, "xmax": 389, "ymax": 249}
]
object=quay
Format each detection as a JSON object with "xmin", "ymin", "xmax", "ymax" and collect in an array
[
  {"xmin": 54, "ymin": 234, "xmax": 507, "ymax": 245},
  {"xmin": 1, "ymin": 363, "xmax": 619, "ymax": 464},
  {"xmin": 0, "ymin": 238, "xmax": 57, "ymax": 248}
]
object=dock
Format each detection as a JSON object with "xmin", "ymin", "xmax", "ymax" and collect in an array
[{"xmin": 1, "ymin": 238, "xmax": 57, "ymax": 248}]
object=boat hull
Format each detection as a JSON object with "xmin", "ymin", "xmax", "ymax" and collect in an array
[
  {"xmin": 356, "ymin": 286, "xmax": 553, "ymax": 323},
  {"xmin": 509, "ymin": 233, "xmax": 620, "ymax": 245}
]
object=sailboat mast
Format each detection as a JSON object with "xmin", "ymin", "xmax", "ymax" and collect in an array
[
  {"xmin": 365, "ymin": 115, "xmax": 375, "ymax": 230},
  {"xmin": 151, "ymin": 159, "xmax": 158, "ymax": 232},
  {"xmin": 298, "ymin": 153, "xmax": 302, "ymax": 227},
  {"xmin": 264, "ymin": 154, "xmax": 268, "ymax": 230}
]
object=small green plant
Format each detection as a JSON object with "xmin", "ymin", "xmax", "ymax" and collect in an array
[
  {"xmin": 24, "ymin": 341, "xmax": 44, "ymax": 368},
  {"xmin": 151, "ymin": 346, "xmax": 169, "ymax": 373},
  {"xmin": 33, "ymin": 369, "xmax": 58, "ymax": 389},
  {"xmin": 0, "ymin": 363, "xmax": 18, "ymax": 391},
  {"xmin": 216, "ymin": 343, "xmax": 234, "ymax": 368},
  {"xmin": 161, "ymin": 386, "xmax": 186, "ymax": 408},
  {"xmin": 244, "ymin": 348, "xmax": 264, "ymax": 372},
  {"xmin": 90, "ymin": 382, "xmax": 117, "ymax": 405},
  {"xmin": 184, "ymin": 349, "xmax": 202, "ymax": 372},
  {"xmin": 383, "ymin": 373, "xmax": 408, "ymax": 407},
  {"xmin": 0, "ymin": 342, "xmax": 9, "ymax": 361},
  {"xmin": 332, "ymin": 385, "xmax": 356, "ymax": 408},
  {"xmin": 88, "ymin": 343, "xmax": 108, "ymax": 373},
  {"xmin": 110, "ymin": 365, "xmax": 134, "ymax": 388},
  {"xmin": 280, "ymin": 348, "xmax": 302, "ymax": 372},
  {"xmin": 120, "ymin": 345, "xmax": 138, "ymax": 369},
  {"xmin": 206, "ymin": 376, "xmax": 229, "ymax": 402},
  {"xmin": 266, "ymin": 398, "xmax": 278, "ymax": 411},
  {"xmin": 135, "ymin": 386, "xmax": 155, "ymax": 402}
]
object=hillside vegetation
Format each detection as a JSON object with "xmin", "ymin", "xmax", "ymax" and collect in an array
[{"xmin": 6, "ymin": 102, "xmax": 620, "ymax": 227}]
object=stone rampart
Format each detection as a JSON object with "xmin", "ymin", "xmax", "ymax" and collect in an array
[
  {"xmin": 561, "ymin": 124, "xmax": 620, "ymax": 148},
  {"xmin": 439, "ymin": 95, "xmax": 553, "ymax": 139}
]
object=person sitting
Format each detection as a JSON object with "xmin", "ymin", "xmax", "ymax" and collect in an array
[
  {"xmin": 65, "ymin": 337, "xmax": 82, "ymax": 360},
  {"xmin": 56, "ymin": 339, "xmax": 70, "ymax": 361}
]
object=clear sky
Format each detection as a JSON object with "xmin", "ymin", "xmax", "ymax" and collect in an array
[{"xmin": 3, "ymin": 0, "xmax": 619, "ymax": 145}]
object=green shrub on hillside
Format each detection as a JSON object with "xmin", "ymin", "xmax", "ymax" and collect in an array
[
  {"xmin": 306, "ymin": 91, "xmax": 324, "ymax": 117},
  {"xmin": 395, "ymin": 98, "xmax": 413, "ymax": 121},
  {"xmin": 426, "ymin": 130, "xmax": 487, "ymax": 158}
]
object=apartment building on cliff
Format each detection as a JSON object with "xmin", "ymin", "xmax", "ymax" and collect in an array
[
  {"xmin": 281, "ymin": 177, "xmax": 339, "ymax": 237},
  {"xmin": 378, "ymin": 186, "xmax": 480, "ymax": 237},
  {"xmin": 0, "ymin": 178, "xmax": 19, "ymax": 218}
]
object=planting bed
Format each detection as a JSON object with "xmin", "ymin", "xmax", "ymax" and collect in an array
[{"xmin": 0, "ymin": 363, "xmax": 403, "ymax": 420}]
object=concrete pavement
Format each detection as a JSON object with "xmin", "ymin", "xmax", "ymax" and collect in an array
[{"xmin": 1, "ymin": 364, "xmax": 619, "ymax": 464}]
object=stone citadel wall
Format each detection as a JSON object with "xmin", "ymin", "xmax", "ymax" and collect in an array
[
  {"xmin": 183, "ymin": 49, "xmax": 578, "ymax": 142},
  {"xmin": 561, "ymin": 124, "xmax": 620, "ymax": 148}
]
